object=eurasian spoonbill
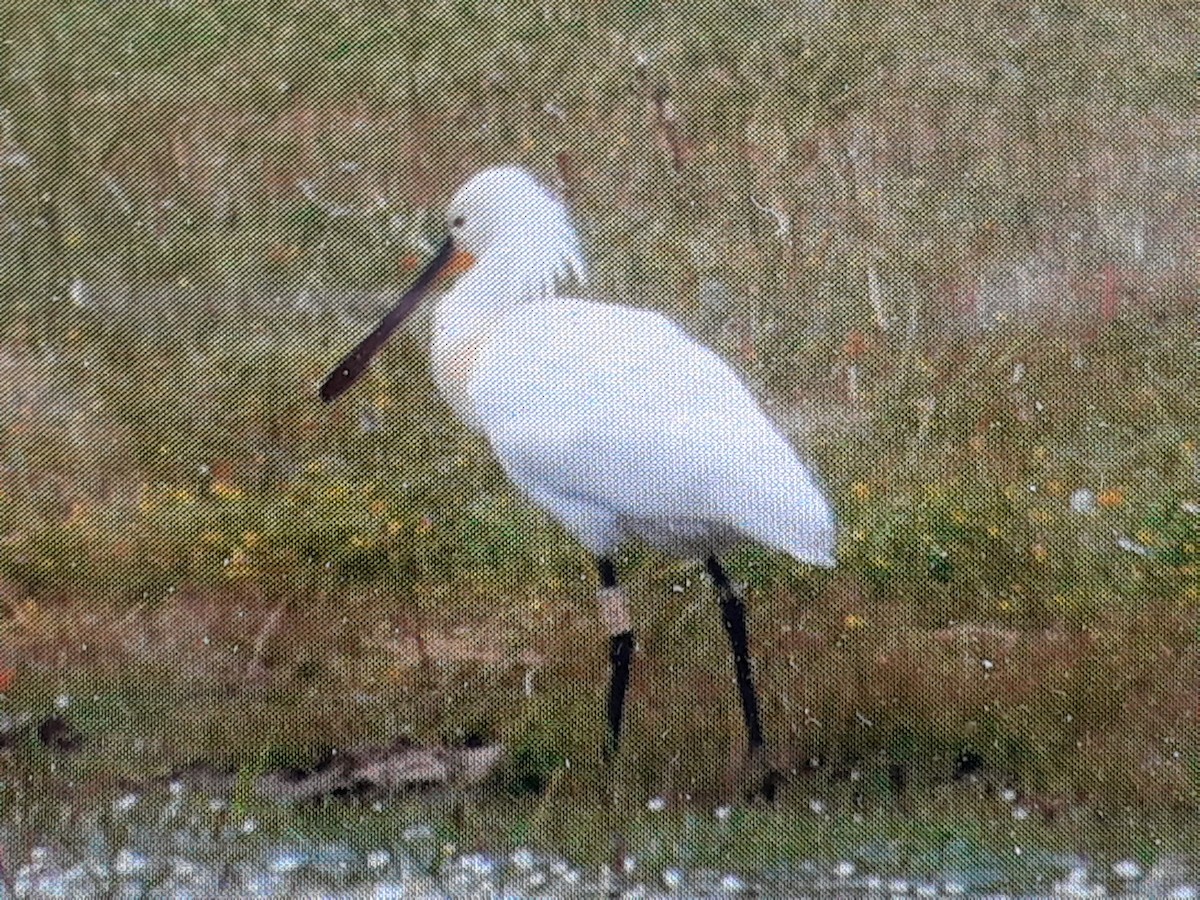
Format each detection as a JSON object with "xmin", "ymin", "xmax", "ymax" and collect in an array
[{"xmin": 320, "ymin": 166, "xmax": 837, "ymax": 788}]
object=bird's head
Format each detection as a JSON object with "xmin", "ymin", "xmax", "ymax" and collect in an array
[
  {"xmin": 445, "ymin": 166, "xmax": 586, "ymax": 294},
  {"xmin": 319, "ymin": 166, "xmax": 585, "ymax": 403}
]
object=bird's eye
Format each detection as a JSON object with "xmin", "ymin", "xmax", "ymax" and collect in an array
[{"xmin": 452, "ymin": 215, "xmax": 466, "ymax": 228}]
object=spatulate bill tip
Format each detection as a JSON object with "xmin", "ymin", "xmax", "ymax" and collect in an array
[{"xmin": 318, "ymin": 369, "xmax": 352, "ymax": 404}]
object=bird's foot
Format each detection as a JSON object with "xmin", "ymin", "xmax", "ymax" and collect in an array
[{"xmin": 741, "ymin": 745, "xmax": 784, "ymax": 804}]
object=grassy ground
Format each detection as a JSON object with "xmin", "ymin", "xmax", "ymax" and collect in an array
[{"xmin": 1, "ymin": 0, "xmax": 1200, "ymax": 876}]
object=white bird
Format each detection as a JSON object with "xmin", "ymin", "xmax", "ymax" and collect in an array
[{"xmin": 321, "ymin": 166, "xmax": 836, "ymax": 793}]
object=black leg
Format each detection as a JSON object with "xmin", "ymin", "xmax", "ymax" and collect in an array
[
  {"xmin": 607, "ymin": 632, "xmax": 634, "ymax": 751},
  {"xmin": 706, "ymin": 555, "xmax": 765, "ymax": 750},
  {"xmin": 598, "ymin": 557, "xmax": 633, "ymax": 753},
  {"xmin": 599, "ymin": 557, "xmax": 617, "ymax": 589}
]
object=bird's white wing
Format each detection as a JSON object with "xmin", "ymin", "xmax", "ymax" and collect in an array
[{"xmin": 468, "ymin": 300, "xmax": 836, "ymax": 565}]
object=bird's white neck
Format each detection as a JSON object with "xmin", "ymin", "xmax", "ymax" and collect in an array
[
  {"xmin": 428, "ymin": 248, "xmax": 572, "ymax": 426},
  {"xmin": 434, "ymin": 228, "xmax": 586, "ymax": 342},
  {"xmin": 429, "ymin": 218, "xmax": 586, "ymax": 425}
]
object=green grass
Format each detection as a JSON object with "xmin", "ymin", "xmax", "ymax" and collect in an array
[
  {"xmin": 0, "ymin": 306, "xmax": 1196, "ymax": 817},
  {"xmin": 1, "ymin": 0, "xmax": 1199, "ymax": 876}
]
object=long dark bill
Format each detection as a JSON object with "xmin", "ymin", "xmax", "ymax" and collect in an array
[{"xmin": 319, "ymin": 235, "xmax": 455, "ymax": 404}]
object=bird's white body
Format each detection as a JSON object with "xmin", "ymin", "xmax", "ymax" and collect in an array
[
  {"xmin": 320, "ymin": 165, "xmax": 836, "ymax": 761},
  {"xmin": 428, "ymin": 167, "xmax": 836, "ymax": 567}
]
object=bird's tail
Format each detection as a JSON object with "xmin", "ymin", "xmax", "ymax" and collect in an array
[{"xmin": 733, "ymin": 468, "xmax": 838, "ymax": 568}]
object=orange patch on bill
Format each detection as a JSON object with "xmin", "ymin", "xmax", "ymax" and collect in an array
[{"xmin": 440, "ymin": 248, "xmax": 476, "ymax": 280}]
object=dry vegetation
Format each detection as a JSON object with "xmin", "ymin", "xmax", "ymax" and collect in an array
[{"xmin": 1, "ymin": 0, "xmax": 1199, "ymax": 869}]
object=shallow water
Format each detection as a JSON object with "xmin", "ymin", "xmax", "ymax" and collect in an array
[
  {"xmin": 9, "ymin": 840, "xmax": 1198, "ymax": 898},
  {"xmin": 4, "ymin": 791, "xmax": 1199, "ymax": 899}
]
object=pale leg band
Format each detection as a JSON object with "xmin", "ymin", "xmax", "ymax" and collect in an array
[{"xmin": 597, "ymin": 586, "xmax": 632, "ymax": 636}]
